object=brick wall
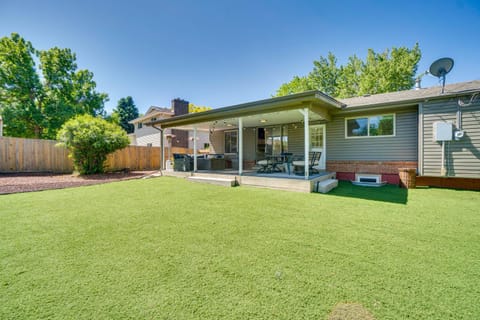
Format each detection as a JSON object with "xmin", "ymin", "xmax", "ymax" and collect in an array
[
  {"xmin": 171, "ymin": 98, "xmax": 189, "ymax": 148},
  {"xmin": 172, "ymin": 98, "xmax": 189, "ymax": 116},
  {"xmin": 327, "ymin": 160, "xmax": 417, "ymax": 185}
]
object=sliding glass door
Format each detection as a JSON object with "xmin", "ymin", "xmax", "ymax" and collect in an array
[{"xmin": 257, "ymin": 125, "xmax": 288, "ymax": 159}]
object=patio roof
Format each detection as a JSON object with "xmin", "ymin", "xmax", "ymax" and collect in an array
[{"xmin": 147, "ymin": 90, "xmax": 344, "ymax": 130}]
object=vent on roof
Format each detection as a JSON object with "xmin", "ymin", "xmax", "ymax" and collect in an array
[{"xmin": 415, "ymin": 70, "xmax": 429, "ymax": 90}]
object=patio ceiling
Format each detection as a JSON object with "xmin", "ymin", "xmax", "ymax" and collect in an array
[
  {"xmin": 172, "ymin": 108, "xmax": 326, "ymax": 131},
  {"xmin": 148, "ymin": 90, "xmax": 344, "ymax": 130}
]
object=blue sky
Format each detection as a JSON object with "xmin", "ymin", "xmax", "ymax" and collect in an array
[{"xmin": 1, "ymin": 0, "xmax": 479, "ymax": 114}]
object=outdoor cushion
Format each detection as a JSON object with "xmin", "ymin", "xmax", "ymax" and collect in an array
[{"xmin": 292, "ymin": 160, "xmax": 320, "ymax": 166}]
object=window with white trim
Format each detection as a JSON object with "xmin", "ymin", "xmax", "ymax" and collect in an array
[
  {"xmin": 346, "ymin": 114, "xmax": 395, "ymax": 138},
  {"xmin": 310, "ymin": 124, "xmax": 324, "ymax": 150}
]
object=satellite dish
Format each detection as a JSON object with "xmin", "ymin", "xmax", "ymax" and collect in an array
[{"xmin": 429, "ymin": 57, "xmax": 454, "ymax": 93}]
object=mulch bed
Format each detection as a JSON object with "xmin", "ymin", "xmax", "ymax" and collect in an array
[{"xmin": 0, "ymin": 171, "xmax": 158, "ymax": 195}]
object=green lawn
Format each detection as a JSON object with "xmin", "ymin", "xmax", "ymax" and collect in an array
[{"xmin": 1, "ymin": 178, "xmax": 479, "ymax": 319}]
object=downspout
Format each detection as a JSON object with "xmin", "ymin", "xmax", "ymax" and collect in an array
[
  {"xmin": 238, "ymin": 117, "xmax": 243, "ymax": 176},
  {"xmin": 418, "ymin": 103, "xmax": 424, "ymax": 176},
  {"xmin": 152, "ymin": 124, "xmax": 164, "ymax": 171}
]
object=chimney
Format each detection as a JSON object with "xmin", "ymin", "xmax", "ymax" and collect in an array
[
  {"xmin": 170, "ymin": 98, "xmax": 189, "ymax": 148},
  {"xmin": 415, "ymin": 78, "xmax": 421, "ymax": 90},
  {"xmin": 171, "ymin": 98, "xmax": 189, "ymax": 116}
]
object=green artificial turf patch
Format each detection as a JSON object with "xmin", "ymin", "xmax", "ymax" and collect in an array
[{"xmin": 1, "ymin": 177, "xmax": 479, "ymax": 319}]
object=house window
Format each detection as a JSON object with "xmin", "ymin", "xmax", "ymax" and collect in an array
[
  {"xmin": 150, "ymin": 117, "xmax": 157, "ymax": 121},
  {"xmin": 224, "ymin": 130, "xmax": 238, "ymax": 154},
  {"xmin": 346, "ymin": 114, "xmax": 394, "ymax": 138},
  {"xmin": 137, "ymin": 122, "xmax": 143, "ymax": 129},
  {"xmin": 310, "ymin": 125, "xmax": 324, "ymax": 150}
]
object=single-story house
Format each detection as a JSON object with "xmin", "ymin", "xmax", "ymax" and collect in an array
[{"xmin": 148, "ymin": 80, "xmax": 480, "ymax": 191}]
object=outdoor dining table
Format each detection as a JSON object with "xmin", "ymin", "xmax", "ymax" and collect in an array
[
  {"xmin": 257, "ymin": 154, "xmax": 293, "ymax": 174},
  {"xmin": 266, "ymin": 155, "xmax": 284, "ymax": 172}
]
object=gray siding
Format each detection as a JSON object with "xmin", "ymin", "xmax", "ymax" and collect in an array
[
  {"xmin": 209, "ymin": 131, "xmax": 224, "ymax": 154},
  {"xmin": 209, "ymin": 129, "xmax": 255, "ymax": 161},
  {"xmin": 422, "ymin": 98, "xmax": 480, "ymax": 177},
  {"xmin": 326, "ymin": 107, "xmax": 418, "ymax": 161},
  {"xmin": 243, "ymin": 128, "xmax": 256, "ymax": 161},
  {"xmin": 288, "ymin": 124, "xmax": 304, "ymax": 155}
]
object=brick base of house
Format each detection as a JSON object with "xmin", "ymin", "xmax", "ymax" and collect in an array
[
  {"xmin": 326, "ymin": 160, "xmax": 418, "ymax": 185},
  {"xmin": 243, "ymin": 160, "xmax": 257, "ymax": 170}
]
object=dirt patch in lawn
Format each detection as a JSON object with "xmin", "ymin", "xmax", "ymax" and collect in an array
[
  {"xmin": 0, "ymin": 171, "xmax": 159, "ymax": 195},
  {"xmin": 328, "ymin": 302, "xmax": 376, "ymax": 320}
]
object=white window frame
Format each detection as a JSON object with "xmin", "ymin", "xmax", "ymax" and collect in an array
[
  {"xmin": 309, "ymin": 124, "xmax": 324, "ymax": 151},
  {"xmin": 309, "ymin": 124, "xmax": 326, "ymax": 169},
  {"xmin": 345, "ymin": 113, "xmax": 396, "ymax": 138}
]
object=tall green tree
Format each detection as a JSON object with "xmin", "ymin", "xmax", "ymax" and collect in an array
[
  {"xmin": 275, "ymin": 44, "xmax": 421, "ymax": 98},
  {"xmin": 188, "ymin": 102, "xmax": 212, "ymax": 113},
  {"xmin": 276, "ymin": 76, "xmax": 311, "ymax": 97},
  {"xmin": 112, "ymin": 96, "xmax": 138, "ymax": 134},
  {"xmin": 0, "ymin": 33, "xmax": 108, "ymax": 139}
]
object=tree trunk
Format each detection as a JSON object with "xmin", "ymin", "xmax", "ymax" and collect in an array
[{"xmin": 34, "ymin": 125, "xmax": 41, "ymax": 139}]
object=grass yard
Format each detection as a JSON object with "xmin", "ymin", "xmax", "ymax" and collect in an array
[{"xmin": 1, "ymin": 177, "xmax": 479, "ymax": 319}]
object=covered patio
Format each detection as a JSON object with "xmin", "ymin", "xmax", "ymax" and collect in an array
[{"xmin": 149, "ymin": 91, "xmax": 343, "ymax": 191}]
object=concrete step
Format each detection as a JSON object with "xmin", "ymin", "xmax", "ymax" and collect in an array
[
  {"xmin": 315, "ymin": 179, "xmax": 338, "ymax": 193},
  {"xmin": 187, "ymin": 176, "xmax": 237, "ymax": 187}
]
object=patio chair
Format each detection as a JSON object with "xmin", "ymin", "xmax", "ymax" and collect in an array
[
  {"xmin": 292, "ymin": 152, "xmax": 321, "ymax": 175},
  {"xmin": 280, "ymin": 152, "xmax": 293, "ymax": 175}
]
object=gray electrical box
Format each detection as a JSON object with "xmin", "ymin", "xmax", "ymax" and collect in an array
[{"xmin": 433, "ymin": 122, "xmax": 453, "ymax": 141}]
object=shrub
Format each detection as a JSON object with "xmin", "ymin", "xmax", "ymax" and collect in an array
[{"xmin": 57, "ymin": 114, "xmax": 130, "ymax": 174}]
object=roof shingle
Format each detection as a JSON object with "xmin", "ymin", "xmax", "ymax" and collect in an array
[{"xmin": 339, "ymin": 80, "xmax": 480, "ymax": 108}]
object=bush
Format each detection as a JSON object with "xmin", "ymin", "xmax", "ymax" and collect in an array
[{"xmin": 57, "ymin": 114, "xmax": 130, "ymax": 174}]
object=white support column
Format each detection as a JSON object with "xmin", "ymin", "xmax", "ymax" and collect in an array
[
  {"xmin": 160, "ymin": 127, "xmax": 165, "ymax": 170},
  {"xmin": 193, "ymin": 126, "xmax": 198, "ymax": 172},
  {"xmin": 303, "ymin": 108, "xmax": 309, "ymax": 180},
  {"xmin": 238, "ymin": 118, "xmax": 243, "ymax": 175}
]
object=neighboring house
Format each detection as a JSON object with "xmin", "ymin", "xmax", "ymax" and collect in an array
[
  {"xmin": 149, "ymin": 80, "xmax": 480, "ymax": 189},
  {"xmin": 129, "ymin": 106, "xmax": 174, "ymax": 147},
  {"xmin": 129, "ymin": 99, "xmax": 209, "ymax": 151}
]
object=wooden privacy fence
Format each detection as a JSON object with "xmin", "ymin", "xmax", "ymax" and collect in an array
[
  {"xmin": 0, "ymin": 137, "xmax": 73, "ymax": 173},
  {"xmin": 0, "ymin": 137, "xmax": 192, "ymax": 173},
  {"xmin": 104, "ymin": 145, "xmax": 161, "ymax": 172}
]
